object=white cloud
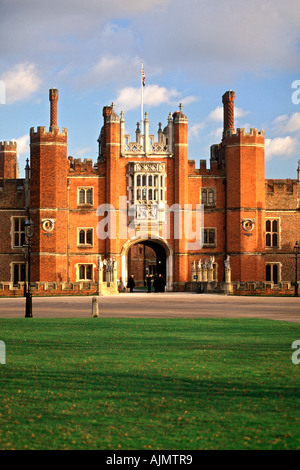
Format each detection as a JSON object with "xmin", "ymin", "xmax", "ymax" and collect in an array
[
  {"xmin": 13, "ymin": 135, "xmax": 30, "ymax": 157},
  {"xmin": 208, "ymin": 126, "xmax": 223, "ymax": 141},
  {"xmin": 272, "ymin": 112, "xmax": 300, "ymax": 134},
  {"xmin": 265, "ymin": 136, "xmax": 298, "ymax": 161},
  {"xmin": 82, "ymin": 55, "xmax": 139, "ymax": 88},
  {"xmin": 137, "ymin": 0, "xmax": 300, "ymax": 76},
  {"xmin": 207, "ymin": 107, "xmax": 223, "ymax": 122},
  {"xmin": 92, "ymin": 56, "xmax": 127, "ymax": 82},
  {"xmin": 114, "ymin": 84, "xmax": 195, "ymax": 112},
  {"xmin": 190, "ymin": 105, "xmax": 249, "ymax": 140},
  {"xmin": 190, "ymin": 122, "xmax": 206, "ymax": 139},
  {"xmin": 1, "ymin": 63, "xmax": 42, "ymax": 104},
  {"xmin": 207, "ymin": 106, "xmax": 249, "ymax": 122},
  {"xmin": 75, "ymin": 147, "xmax": 92, "ymax": 156},
  {"xmin": 2, "ymin": 1, "xmax": 300, "ymax": 90}
]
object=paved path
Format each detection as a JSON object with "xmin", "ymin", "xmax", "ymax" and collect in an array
[{"xmin": 0, "ymin": 293, "xmax": 299, "ymax": 323}]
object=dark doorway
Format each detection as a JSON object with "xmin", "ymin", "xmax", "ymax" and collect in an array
[{"xmin": 127, "ymin": 240, "xmax": 167, "ymax": 288}]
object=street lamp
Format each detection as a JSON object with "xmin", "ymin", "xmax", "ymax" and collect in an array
[
  {"xmin": 24, "ymin": 218, "xmax": 34, "ymax": 317},
  {"xmin": 294, "ymin": 241, "xmax": 299, "ymax": 298}
]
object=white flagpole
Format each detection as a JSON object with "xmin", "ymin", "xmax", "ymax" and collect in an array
[{"xmin": 141, "ymin": 60, "xmax": 144, "ymax": 135}]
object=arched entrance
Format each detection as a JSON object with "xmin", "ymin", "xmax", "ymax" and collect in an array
[{"xmin": 121, "ymin": 237, "xmax": 173, "ymax": 291}]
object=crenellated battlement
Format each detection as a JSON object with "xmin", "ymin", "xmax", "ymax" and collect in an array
[
  {"xmin": 68, "ymin": 156, "xmax": 96, "ymax": 175},
  {"xmin": 0, "ymin": 141, "xmax": 18, "ymax": 179},
  {"xmin": 224, "ymin": 127, "xmax": 264, "ymax": 139},
  {"xmin": 30, "ymin": 126, "xmax": 67, "ymax": 137},
  {"xmin": 265, "ymin": 178, "xmax": 299, "ymax": 210},
  {"xmin": 198, "ymin": 159, "xmax": 224, "ymax": 175},
  {"xmin": 266, "ymin": 178, "xmax": 298, "ymax": 194},
  {"xmin": 0, "ymin": 141, "xmax": 17, "ymax": 151}
]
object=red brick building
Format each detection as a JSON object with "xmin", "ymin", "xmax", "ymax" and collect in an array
[{"xmin": 0, "ymin": 88, "xmax": 299, "ymax": 296}]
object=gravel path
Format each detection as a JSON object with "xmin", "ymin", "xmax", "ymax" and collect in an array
[{"xmin": 0, "ymin": 293, "xmax": 299, "ymax": 323}]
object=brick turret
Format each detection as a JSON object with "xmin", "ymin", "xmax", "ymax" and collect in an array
[
  {"xmin": 103, "ymin": 103, "xmax": 120, "ymax": 256},
  {"xmin": 173, "ymin": 103, "xmax": 189, "ymax": 288},
  {"xmin": 0, "ymin": 141, "xmax": 19, "ymax": 179},
  {"xmin": 222, "ymin": 91, "xmax": 265, "ymax": 282},
  {"xmin": 29, "ymin": 89, "xmax": 68, "ymax": 282}
]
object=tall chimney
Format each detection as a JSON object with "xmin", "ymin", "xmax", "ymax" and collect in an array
[
  {"xmin": 49, "ymin": 88, "xmax": 59, "ymax": 127},
  {"xmin": 222, "ymin": 90, "xmax": 235, "ymax": 137}
]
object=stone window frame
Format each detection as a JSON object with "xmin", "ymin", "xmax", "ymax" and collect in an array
[
  {"xmin": 203, "ymin": 227, "xmax": 217, "ymax": 247},
  {"xmin": 133, "ymin": 172, "xmax": 164, "ymax": 205},
  {"xmin": 12, "ymin": 216, "xmax": 26, "ymax": 248},
  {"xmin": 77, "ymin": 187, "xmax": 94, "ymax": 206},
  {"xmin": 266, "ymin": 262, "xmax": 281, "ymax": 284},
  {"xmin": 201, "ymin": 187, "xmax": 216, "ymax": 207},
  {"xmin": 265, "ymin": 218, "xmax": 280, "ymax": 248},
  {"xmin": 77, "ymin": 227, "xmax": 94, "ymax": 247},
  {"xmin": 212, "ymin": 263, "xmax": 218, "ymax": 282},
  {"xmin": 11, "ymin": 262, "xmax": 26, "ymax": 286},
  {"xmin": 76, "ymin": 263, "xmax": 94, "ymax": 281},
  {"xmin": 127, "ymin": 162, "xmax": 166, "ymax": 224}
]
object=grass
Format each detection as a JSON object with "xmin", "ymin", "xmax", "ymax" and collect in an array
[{"xmin": 0, "ymin": 317, "xmax": 299, "ymax": 450}]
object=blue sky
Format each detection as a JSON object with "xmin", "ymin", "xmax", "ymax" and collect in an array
[{"xmin": 0, "ymin": 0, "xmax": 300, "ymax": 179}]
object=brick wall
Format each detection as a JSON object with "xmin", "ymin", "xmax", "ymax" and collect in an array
[{"xmin": 0, "ymin": 88, "xmax": 299, "ymax": 295}]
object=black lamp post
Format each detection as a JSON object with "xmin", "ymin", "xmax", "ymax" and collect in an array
[
  {"xmin": 294, "ymin": 241, "xmax": 299, "ymax": 298},
  {"xmin": 24, "ymin": 218, "xmax": 34, "ymax": 317}
]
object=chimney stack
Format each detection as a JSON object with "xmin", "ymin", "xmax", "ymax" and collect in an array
[
  {"xmin": 222, "ymin": 90, "xmax": 235, "ymax": 137},
  {"xmin": 49, "ymin": 88, "xmax": 59, "ymax": 127}
]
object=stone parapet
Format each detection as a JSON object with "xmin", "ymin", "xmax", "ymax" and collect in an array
[{"xmin": 0, "ymin": 281, "xmax": 120, "ymax": 297}]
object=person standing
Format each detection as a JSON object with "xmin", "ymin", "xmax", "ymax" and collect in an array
[
  {"xmin": 158, "ymin": 274, "xmax": 166, "ymax": 292},
  {"xmin": 146, "ymin": 275, "xmax": 152, "ymax": 293},
  {"xmin": 153, "ymin": 275, "xmax": 159, "ymax": 293},
  {"xmin": 127, "ymin": 274, "xmax": 135, "ymax": 293}
]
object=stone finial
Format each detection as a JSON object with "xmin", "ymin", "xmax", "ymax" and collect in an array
[
  {"xmin": 106, "ymin": 102, "xmax": 120, "ymax": 123},
  {"xmin": 173, "ymin": 103, "xmax": 188, "ymax": 123}
]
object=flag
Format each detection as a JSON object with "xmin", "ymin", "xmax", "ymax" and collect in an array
[{"xmin": 141, "ymin": 65, "xmax": 145, "ymax": 87}]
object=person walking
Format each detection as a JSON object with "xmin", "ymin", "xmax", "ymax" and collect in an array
[{"xmin": 127, "ymin": 274, "xmax": 135, "ymax": 293}]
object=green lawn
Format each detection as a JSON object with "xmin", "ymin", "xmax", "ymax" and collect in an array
[{"xmin": 0, "ymin": 317, "xmax": 299, "ymax": 450}]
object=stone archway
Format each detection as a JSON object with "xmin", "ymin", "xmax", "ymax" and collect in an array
[{"xmin": 121, "ymin": 237, "xmax": 173, "ymax": 291}]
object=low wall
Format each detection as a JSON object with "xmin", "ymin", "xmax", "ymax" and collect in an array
[
  {"xmin": 0, "ymin": 280, "xmax": 296, "ymax": 297},
  {"xmin": 0, "ymin": 281, "xmax": 119, "ymax": 297},
  {"xmin": 186, "ymin": 280, "xmax": 295, "ymax": 296}
]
